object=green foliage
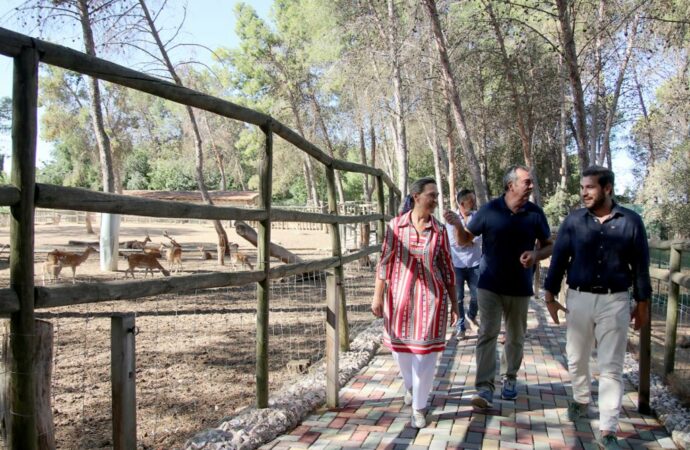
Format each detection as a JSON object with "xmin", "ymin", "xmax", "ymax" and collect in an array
[
  {"xmin": 636, "ymin": 143, "xmax": 690, "ymax": 239},
  {"xmin": 147, "ymin": 159, "xmax": 198, "ymax": 191},
  {"xmin": 0, "ymin": 97, "xmax": 10, "ymax": 134},
  {"xmin": 543, "ymin": 187, "xmax": 581, "ymax": 227}
]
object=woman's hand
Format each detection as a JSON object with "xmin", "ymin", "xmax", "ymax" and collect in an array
[
  {"xmin": 371, "ymin": 296, "xmax": 384, "ymax": 318},
  {"xmin": 450, "ymin": 304, "xmax": 459, "ymax": 327}
]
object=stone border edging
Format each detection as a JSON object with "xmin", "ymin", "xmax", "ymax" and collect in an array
[{"xmin": 185, "ymin": 319, "xmax": 384, "ymax": 450}]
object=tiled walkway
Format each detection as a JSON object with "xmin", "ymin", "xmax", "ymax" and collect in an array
[{"xmin": 263, "ymin": 301, "xmax": 678, "ymax": 449}]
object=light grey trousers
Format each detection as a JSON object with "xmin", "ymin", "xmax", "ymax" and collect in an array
[{"xmin": 474, "ymin": 288, "xmax": 530, "ymax": 393}]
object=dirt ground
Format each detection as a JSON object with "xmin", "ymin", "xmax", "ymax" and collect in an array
[{"xmin": 0, "ymin": 219, "xmax": 378, "ymax": 449}]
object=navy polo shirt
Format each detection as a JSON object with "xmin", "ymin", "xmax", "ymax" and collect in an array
[
  {"xmin": 467, "ymin": 196, "xmax": 551, "ymax": 296},
  {"xmin": 543, "ymin": 203, "xmax": 652, "ymax": 301}
]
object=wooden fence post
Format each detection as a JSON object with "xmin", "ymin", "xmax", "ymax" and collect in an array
[
  {"xmin": 663, "ymin": 245, "xmax": 682, "ymax": 376},
  {"xmin": 325, "ymin": 167, "xmax": 349, "ymax": 352},
  {"xmin": 325, "ymin": 269, "xmax": 339, "ymax": 408},
  {"xmin": 111, "ymin": 313, "xmax": 136, "ymax": 450},
  {"xmin": 376, "ymin": 177, "xmax": 386, "ymax": 245},
  {"xmin": 9, "ymin": 45, "xmax": 39, "ymax": 450},
  {"xmin": 638, "ymin": 296, "xmax": 652, "ymax": 414},
  {"xmin": 256, "ymin": 123, "xmax": 273, "ymax": 408}
]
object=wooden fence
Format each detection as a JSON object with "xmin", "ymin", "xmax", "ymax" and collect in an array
[{"xmin": 0, "ymin": 27, "xmax": 401, "ymax": 449}]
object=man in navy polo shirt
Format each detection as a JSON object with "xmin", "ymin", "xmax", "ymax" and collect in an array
[
  {"xmin": 543, "ymin": 166, "xmax": 650, "ymax": 450},
  {"xmin": 444, "ymin": 165, "xmax": 553, "ymax": 408}
]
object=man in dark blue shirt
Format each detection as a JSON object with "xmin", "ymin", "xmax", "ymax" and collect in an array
[
  {"xmin": 445, "ymin": 165, "xmax": 553, "ymax": 408},
  {"xmin": 544, "ymin": 166, "xmax": 650, "ymax": 450}
]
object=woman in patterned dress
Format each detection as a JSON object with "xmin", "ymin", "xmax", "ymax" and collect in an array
[{"xmin": 371, "ymin": 177, "xmax": 458, "ymax": 428}]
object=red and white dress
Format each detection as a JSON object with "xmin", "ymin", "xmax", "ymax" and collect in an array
[{"xmin": 377, "ymin": 211, "xmax": 456, "ymax": 354}]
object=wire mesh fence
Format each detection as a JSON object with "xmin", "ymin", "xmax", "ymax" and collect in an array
[{"xmin": 0, "ymin": 260, "xmax": 377, "ymax": 449}]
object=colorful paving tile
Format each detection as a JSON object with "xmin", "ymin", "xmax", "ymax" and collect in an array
[{"xmin": 262, "ymin": 301, "xmax": 678, "ymax": 449}]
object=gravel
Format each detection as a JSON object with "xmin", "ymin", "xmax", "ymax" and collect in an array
[{"xmin": 624, "ymin": 354, "xmax": 690, "ymax": 449}]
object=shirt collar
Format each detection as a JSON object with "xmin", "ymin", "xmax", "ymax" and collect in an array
[
  {"xmin": 581, "ymin": 201, "xmax": 625, "ymax": 220},
  {"xmin": 399, "ymin": 210, "xmax": 438, "ymax": 233},
  {"xmin": 500, "ymin": 194, "xmax": 528, "ymax": 214}
]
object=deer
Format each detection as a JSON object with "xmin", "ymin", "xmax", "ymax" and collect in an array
[
  {"xmin": 124, "ymin": 233, "xmax": 151, "ymax": 249},
  {"xmin": 42, "ymin": 250, "xmax": 62, "ymax": 285},
  {"xmin": 162, "ymin": 231, "xmax": 183, "ymax": 273},
  {"xmin": 228, "ymin": 243, "xmax": 253, "ymax": 270},
  {"xmin": 143, "ymin": 244, "xmax": 163, "ymax": 259},
  {"xmin": 198, "ymin": 246, "xmax": 212, "ymax": 260},
  {"xmin": 51, "ymin": 246, "xmax": 98, "ymax": 284},
  {"xmin": 124, "ymin": 253, "xmax": 170, "ymax": 278}
]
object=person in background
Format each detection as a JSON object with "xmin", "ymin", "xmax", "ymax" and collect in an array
[
  {"xmin": 371, "ymin": 177, "xmax": 459, "ymax": 429},
  {"xmin": 543, "ymin": 166, "xmax": 650, "ymax": 450},
  {"xmin": 444, "ymin": 165, "xmax": 553, "ymax": 407},
  {"xmin": 446, "ymin": 189, "xmax": 481, "ymax": 339}
]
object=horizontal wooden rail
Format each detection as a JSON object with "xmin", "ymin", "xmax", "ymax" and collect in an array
[
  {"xmin": 0, "ymin": 244, "xmax": 382, "ymax": 314},
  {"xmin": 671, "ymin": 271, "xmax": 690, "ymax": 290},
  {"xmin": 35, "ymin": 184, "xmax": 267, "ymax": 221},
  {"xmin": 0, "ymin": 185, "xmax": 20, "ymax": 206},
  {"xmin": 0, "ymin": 27, "xmax": 401, "ymax": 197},
  {"xmin": 649, "ymin": 267, "xmax": 670, "ymax": 282},
  {"xmin": 35, "ymin": 184, "xmax": 386, "ymax": 225},
  {"xmin": 648, "ymin": 239, "xmax": 690, "ymax": 251}
]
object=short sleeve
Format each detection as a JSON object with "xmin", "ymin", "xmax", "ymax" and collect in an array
[
  {"xmin": 466, "ymin": 207, "xmax": 485, "ymax": 237},
  {"xmin": 376, "ymin": 221, "xmax": 396, "ymax": 280}
]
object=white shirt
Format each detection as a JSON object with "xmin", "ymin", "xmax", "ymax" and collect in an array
[{"xmin": 446, "ymin": 210, "xmax": 482, "ymax": 269}]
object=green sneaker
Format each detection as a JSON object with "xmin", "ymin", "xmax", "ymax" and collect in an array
[
  {"xmin": 596, "ymin": 433, "xmax": 620, "ymax": 449},
  {"xmin": 566, "ymin": 402, "xmax": 588, "ymax": 421}
]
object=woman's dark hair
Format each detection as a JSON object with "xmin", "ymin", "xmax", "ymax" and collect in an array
[{"xmin": 401, "ymin": 177, "xmax": 436, "ymax": 214}]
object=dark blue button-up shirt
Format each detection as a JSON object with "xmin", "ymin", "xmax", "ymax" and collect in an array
[
  {"xmin": 544, "ymin": 203, "xmax": 652, "ymax": 301},
  {"xmin": 467, "ymin": 196, "xmax": 551, "ymax": 296}
]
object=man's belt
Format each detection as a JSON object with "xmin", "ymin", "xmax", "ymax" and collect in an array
[{"xmin": 572, "ymin": 286, "xmax": 627, "ymax": 295}]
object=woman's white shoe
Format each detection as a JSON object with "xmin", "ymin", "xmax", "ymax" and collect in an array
[
  {"xmin": 404, "ymin": 388, "xmax": 413, "ymax": 406},
  {"xmin": 411, "ymin": 409, "xmax": 426, "ymax": 428}
]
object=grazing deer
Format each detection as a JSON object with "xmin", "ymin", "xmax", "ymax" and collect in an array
[
  {"xmin": 42, "ymin": 250, "xmax": 62, "ymax": 285},
  {"xmin": 124, "ymin": 253, "xmax": 170, "ymax": 278},
  {"xmin": 125, "ymin": 233, "xmax": 151, "ymax": 249},
  {"xmin": 198, "ymin": 246, "xmax": 212, "ymax": 260},
  {"xmin": 52, "ymin": 246, "xmax": 98, "ymax": 284},
  {"xmin": 143, "ymin": 244, "xmax": 163, "ymax": 259},
  {"xmin": 229, "ymin": 243, "xmax": 253, "ymax": 270},
  {"xmin": 163, "ymin": 231, "xmax": 183, "ymax": 273}
]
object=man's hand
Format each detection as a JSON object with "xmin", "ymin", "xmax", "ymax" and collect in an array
[
  {"xmin": 631, "ymin": 301, "xmax": 649, "ymax": 330},
  {"xmin": 371, "ymin": 296, "xmax": 384, "ymax": 318},
  {"xmin": 545, "ymin": 291, "xmax": 568, "ymax": 324},
  {"xmin": 519, "ymin": 250, "xmax": 536, "ymax": 268},
  {"xmin": 443, "ymin": 210, "xmax": 461, "ymax": 226}
]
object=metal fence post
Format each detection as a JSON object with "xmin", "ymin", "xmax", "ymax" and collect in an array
[{"xmin": 326, "ymin": 269, "xmax": 339, "ymax": 408}]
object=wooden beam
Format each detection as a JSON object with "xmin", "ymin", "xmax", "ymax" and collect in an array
[
  {"xmin": 255, "ymin": 125, "xmax": 272, "ymax": 409},
  {"xmin": 663, "ymin": 247, "xmax": 682, "ymax": 377},
  {"xmin": 35, "ymin": 184, "xmax": 266, "ymax": 221},
  {"xmin": 649, "ymin": 267, "xmax": 670, "ymax": 282},
  {"xmin": 9, "ymin": 45, "xmax": 39, "ymax": 450},
  {"xmin": 325, "ymin": 167, "xmax": 348, "ymax": 352},
  {"xmin": 341, "ymin": 245, "xmax": 381, "ymax": 266},
  {"xmin": 325, "ymin": 270, "xmax": 339, "ymax": 408},
  {"xmin": 111, "ymin": 314, "xmax": 136, "ymax": 450},
  {"xmin": 0, "ymin": 186, "xmax": 20, "ymax": 206}
]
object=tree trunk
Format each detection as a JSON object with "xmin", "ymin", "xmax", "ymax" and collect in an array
[
  {"xmin": 359, "ymin": 126, "xmax": 371, "ymax": 202},
  {"xmin": 234, "ymin": 220, "xmax": 304, "ymax": 264},
  {"xmin": 309, "ymin": 91, "xmax": 345, "ymax": 204},
  {"xmin": 559, "ymin": 55, "xmax": 569, "ymax": 189},
  {"xmin": 599, "ymin": 13, "xmax": 640, "ymax": 166},
  {"xmin": 138, "ymin": 0, "xmax": 230, "ymax": 255},
  {"xmin": 202, "ymin": 114, "xmax": 228, "ymax": 190},
  {"xmin": 367, "ymin": 121, "xmax": 377, "ymax": 200},
  {"xmin": 590, "ymin": 0, "xmax": 605, "ymax": 164},
  {"xmin": 422, "ymin": 0, "xmax": 488, "ymax": 204},
  {"xmin": 555, "ymin": 0, "xmax": 589, "ymax": 173},
  {"xmin": 632, "ymin": 67, "xmax": 656, "ymax": 167},
  {"xmin": 484, "ymin": 1, "xmax": 541, "ymax": 205},
  {"xmin": 77, "ymin": 0, "xmax": 119, "ymax": 271}
]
